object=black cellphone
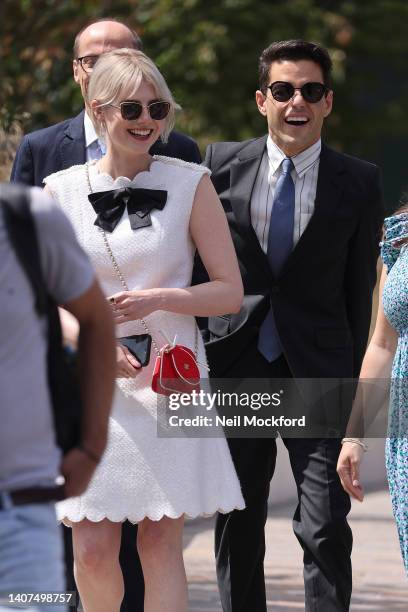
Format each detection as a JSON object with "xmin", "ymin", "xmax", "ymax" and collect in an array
[{"xmin": 119, "ymin": 334, "xmax": 152, "ymax": 367}]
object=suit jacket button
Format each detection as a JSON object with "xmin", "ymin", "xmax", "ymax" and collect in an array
[{"xmin": 271, "ymin": 286, "xmax": 280, "ymax": 294}]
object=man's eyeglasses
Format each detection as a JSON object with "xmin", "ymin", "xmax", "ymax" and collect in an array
[
  {"xmin": 108, "ymin": 100, "xmax": 171, "ymax": 121},
  {"xmin": 76, "ymin": 55, "xmax": 100, "ymax": 73},
  {"xmin": 267, "ymin": 81, "xmax": 329, "ymax": 104}
]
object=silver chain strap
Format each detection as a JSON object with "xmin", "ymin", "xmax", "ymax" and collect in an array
[
  {"xmin": 100, "ymin": 229, "xmax": 161, "ymax": 357},
  {"xmin": 85, "ymin": 162, "xmax": 198, "ymax": 358}
]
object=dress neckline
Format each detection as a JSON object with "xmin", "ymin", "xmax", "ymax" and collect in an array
[{"xmin": 90, "ymin": 156, "xmax": 160, "ymax": 187}]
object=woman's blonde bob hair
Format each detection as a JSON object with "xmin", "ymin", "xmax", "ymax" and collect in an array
[{"xmin": 87, "ymin": 48, "xmax": 180, "ymax": 143}]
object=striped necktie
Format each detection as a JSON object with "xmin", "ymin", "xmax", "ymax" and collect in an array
[{"xmin": 258, "ymin": 157, "xmax": 295, "ymax": 362}]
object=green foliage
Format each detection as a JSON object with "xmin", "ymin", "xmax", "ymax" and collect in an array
[{"xmin": 2, "ymin": 0, "xmax": 408, "ymax": 205}]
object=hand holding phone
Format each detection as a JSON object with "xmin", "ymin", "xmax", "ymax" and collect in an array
[{"xmin": 118, "ymin": 334, "xmax": 152, "ymax": 367}]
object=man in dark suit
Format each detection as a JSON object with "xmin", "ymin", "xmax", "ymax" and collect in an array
[
  {"xmin": 11, "ymin": 18, "xmax": 201, "ymax": 186},
  {"xmin": 11, "ymin": 18, "xmax": 201, "ymax": 612},
  {"xmin": 204, "ymin": 40, "xmax": 384, "ymax": 612}
]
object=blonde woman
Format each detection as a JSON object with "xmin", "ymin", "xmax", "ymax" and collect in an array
[{"xmin": 44, "ymin": 49, "xmax": 244, "ymax": 612}]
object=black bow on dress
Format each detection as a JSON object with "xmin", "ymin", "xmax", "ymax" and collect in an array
[{"xmin": 88, "ymin": 187, "xmax": 167, "ymax": 232}]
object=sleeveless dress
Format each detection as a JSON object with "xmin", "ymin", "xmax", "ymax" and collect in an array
[
  {"xmin": 44, "ymin": 157, "xmax": 245, "ymax": 523},
  {"xmin": 381, "ymin": 212, "xmax": 408, "ymax": 575}
]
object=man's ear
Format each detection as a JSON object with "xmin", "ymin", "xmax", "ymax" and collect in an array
[
  {"xmin": 73, "ymin": 60, "xmax": 80, "ymax": 85},
  {"xmin": 255, "ymin": 90, "xmax": 267, "ymax": 117},
  {"xmin": 323, "ymin": 90, "xmax": 333, "ymax": 118},
  {"xmin": 90, "ymin": 100, "xmax": 103, "ymax": 122}
]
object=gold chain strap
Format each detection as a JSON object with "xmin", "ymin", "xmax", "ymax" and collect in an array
[{"xmin": 85, "ymin": 162, "xmax": 198, "ymax": 358}]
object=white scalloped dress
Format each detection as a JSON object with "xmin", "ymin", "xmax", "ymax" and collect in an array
[{"xmin": 44, "ymin": 157, "xmax": 244, "ymax": 524}]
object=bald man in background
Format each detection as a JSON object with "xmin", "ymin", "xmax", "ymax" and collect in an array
[
  {"xmin": 11, "ymin": 19, "xmax": 202, "ymax": 612},
  {"xmin": 11, "ymin": 18, "xmax": 201, "ymax": 186}
]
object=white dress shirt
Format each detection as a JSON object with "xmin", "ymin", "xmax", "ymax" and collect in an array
[
  {"xmin": 251, "ymin": 136, "xmax": 321, "ymax": 253},
  {"xmin": 84, "ymin": 112, "xmax": 105, "ymax": 161}
]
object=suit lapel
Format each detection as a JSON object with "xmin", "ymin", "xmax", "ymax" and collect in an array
[
  {"xmin": 280, "ymin": 143, "xmax": 346, "ymax": 276},
  {"xmin": 60, "ymin": 111, "xmax": 86, "ymax": 169},
  {"xmin": 230, "ymin": 136, "xmax": 273, "ymax": 279}
]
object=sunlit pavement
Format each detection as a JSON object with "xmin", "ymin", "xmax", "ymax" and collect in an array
[{"xmin": 184, "ymin": 488, "xmax": 408, "ymax": 611}]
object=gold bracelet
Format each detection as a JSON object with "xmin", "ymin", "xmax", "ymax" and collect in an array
[{"xmin": 341, "ymin": 437, "xmax": 368, "ymax": 452}]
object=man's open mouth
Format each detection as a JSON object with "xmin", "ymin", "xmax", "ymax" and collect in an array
[{"xmin": 284, "ymin": 117, "xmax": 309, "ymax": 126}]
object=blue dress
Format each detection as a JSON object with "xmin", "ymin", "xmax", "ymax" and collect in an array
[{"xmin": 381, "ymin": 212, "xmax": 408, "ymax": 575}]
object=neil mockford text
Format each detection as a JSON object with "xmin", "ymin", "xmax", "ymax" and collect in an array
[{"xmin": 166, "ymin": 390, "xmax": 306, "ymax": 428}]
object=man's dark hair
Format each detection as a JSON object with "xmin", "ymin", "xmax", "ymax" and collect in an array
[
  {"xmin": 73, "ymin": 18, "xmax": 142, "ymax": 57},
  {"xmin": 259, "ymin": 40, "xmax": 332, "ymax": 93}
]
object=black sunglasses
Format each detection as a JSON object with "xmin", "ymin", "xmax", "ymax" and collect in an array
[
  {"xmin": 267, "ymin": 81, "xmax": 328, "ymax": 103},
  {"xmin": 108, "ymin": 100, "xmax": 171, "ymax": 121}
]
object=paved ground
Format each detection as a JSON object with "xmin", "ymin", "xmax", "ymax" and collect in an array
[{"xmin": 184, "ymin": 487, "xmax": 408, "ymax": 611}]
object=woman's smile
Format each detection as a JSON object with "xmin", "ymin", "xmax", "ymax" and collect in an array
[{"xmin": 127, "ymin": 127, "xmax": 155, "ymax": 141}]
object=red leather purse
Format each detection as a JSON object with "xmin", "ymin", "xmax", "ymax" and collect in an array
[{"xmin": 152, "ymin": 342, "xmax": 200, "ymax": 396}]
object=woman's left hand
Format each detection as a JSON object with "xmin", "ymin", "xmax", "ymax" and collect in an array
[{"xmin": 108, "ymin": 289, "xmax": 161, "ymax": 323}]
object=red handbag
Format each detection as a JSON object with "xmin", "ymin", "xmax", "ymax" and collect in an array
[{"xmin": 152, "ymin": 343, "xmax": 200, "ymax": 396}]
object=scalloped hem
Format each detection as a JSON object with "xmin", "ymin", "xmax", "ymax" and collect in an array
[{"xmin": 58, "ymin": 503, "xmax": 245, "ymax": 527}]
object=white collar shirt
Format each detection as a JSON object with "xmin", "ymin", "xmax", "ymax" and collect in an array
[
  {"xmin": 251, "ymin": 136, "xmax": 321, "ymax": 252},
  {"xmin": 84, "ymin": 112, "xmax": 105, "ymax": 161}
]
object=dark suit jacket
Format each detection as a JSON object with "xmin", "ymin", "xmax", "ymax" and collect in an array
[
  {"xmin": 204, "ymin": 136, "xmax": 384, "ymax": 379},
  {"xmin": 10, "ymin": 110, "xmax": 202, "ymax": 186}
]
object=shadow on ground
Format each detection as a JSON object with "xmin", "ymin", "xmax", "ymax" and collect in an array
[{"xmin": 184, "ymin": 487, "xmax": 408, "ymax": 611}]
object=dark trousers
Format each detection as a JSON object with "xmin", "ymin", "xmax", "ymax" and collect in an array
[
  {"xmin": 215, "ymin": 348, "xmax": 352, "ymax": 612},
  {"xmin": 64, "ymin": 523, "xmax": 144, "ymax": 612}
]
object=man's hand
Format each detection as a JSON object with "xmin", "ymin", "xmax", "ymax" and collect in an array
[
  {"xmin": 337, "ymin": 442, "xmax": 365, "ymax": 502},
  {"xmin": 60, "ymin": 447, "xmax": 101, "ymax": 498}
]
